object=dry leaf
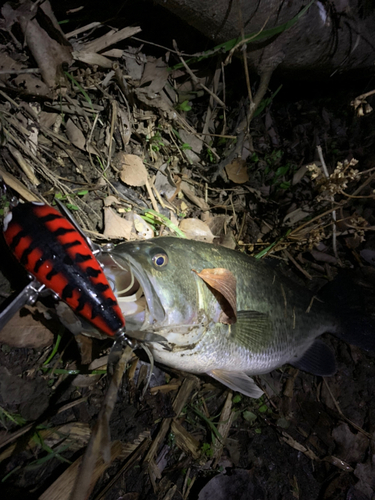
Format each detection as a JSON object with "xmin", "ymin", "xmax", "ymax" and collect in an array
[
  {"xmin": 104, "ymin": 207, "xmax": 133, "ymax": 239},
  {"xmin": 3, "ymin": 1, "xmax": 73, "ymax": 88},
  {"xmin": 65, "ymin": 119, "xmax": 95, "ymax": 153},
  {"xmin": 80, "ymin": 26, "xmax": 141, "ymax": 54},
  {"xmin": 0, "ymin": 168, "xmax": 40, "ymax": 201},
  {"xmin": 154, "ymin": 164, "xmax": 176, "ymax": 199},
  {"xmin": 179, "ymin": 129, "xmax": 203, "ymax": 154},
  {"xmin": 72, "ymin": 373, "xmax": 102, "ymax": 388},
  {"xmin": 0, "ymin": 309, "xmax": 53, "ymax": 348},
  {"xmin": 283, "ymin": 207, "xmax": 312, "ymax": 226},
  {"xmin": 180, "ymin": 181, "xmax": 210, "ymax": 210},
  {"xmin": 72, "ymin": 51, "xmax": 113, "ymax": 69},
  {"xmin": 205, "ymin": 215, "xmax": 232, "ymax": 236},
  {"xmin": 140, "ymin": 57, "xmax": 169, "ymax": 95},
  {"xmin": 39, "ymin": 111, "xmax": 59, "ymax": 129},
  {"xmin": 179, "ymin": 218, "xmax": 215, "ymax": 242},
  {"xmin": 133, "ymin": 213, "xmax": 154, "ymax": 239},
  {"xmin": 225, "ymin": 158, "xmax": 249, "ymax": 184},
  {"xmin": 104, "ymin": 195, "xmax": 120, "ymax": 207},
  {"xmin": 123, "ymin": 47, "xmax": 145, "ymax": 80},
  {"xmin": 118, "ymin": 153, "xmax": 148, "ymax": 187},
  {"xmin": 216, "ymin": 230, "xmax": 236, "ymax": 250}
]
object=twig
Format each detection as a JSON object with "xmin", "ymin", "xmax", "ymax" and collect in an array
[
  {"xmin": 317, "ymin": 145, "xmax": 340, "ymax": 262},
  {"xmin": 288, "ymin": 205, "xmax": 343, "ymax": 239},
  {"xmin": 236, "ymin": 0, "xmax": 253, "ymax": 107},
  {"xmin": 283, "ymin": 249, "xmax": 312, "ymax": 280},
  {"xmin": 93, "ymin": 437, "xmax": 151, "ymax": 500},
  {"xmin": 145, "ymin": 177, "xmax": 160, "ymax": 212},
  {"xmin": 132, "ymin": 36, "xmax": 197, "ymax": 57},
  {"xmin": 323, "ymin": 379, "xmax": 372, "ymax": 440},
  {"xmin": 0, "ymin": 68, "xmax": 40, "ymax": 75},
  {"xmin": 65, "ymin": 22, "xmax": 101, "ymax": 39},
  {"xmin": 352, "ymin": 170, "xmax": 375, "ymax": 197},
  {"xmin": 224, "ymin": 15, "xmax": 270, "ymax": 68},
  {"xmin": 104, "ymin": 100, "xmax": 117, "ymax": 173},
  {"xmin": 248, "ymin": 69, "xmax": 273, "ymax": 122},
  {"xmin": 69, "ymin": 345, "xmax": 134, "ymax": 500},
  {"xmin": 172, "ymin": 40, "xmax": 226, "ymax": 109}
]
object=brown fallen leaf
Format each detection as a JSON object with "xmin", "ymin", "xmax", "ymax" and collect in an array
[
  {"xmin": 65, "ymin": 118, "xmax": 96, "ymax": 153},
  {"xmin": 132, "ymin": 213, "xmax": 154, "ymax": 239},
  {"xmin": 117, "ymin": 153, "xmax": 159, "ymax": 211},
  {"xmin": 2, "ymin": 0, "xmax": 73, "ymax": 88},
  {"xmin": 118, "ymin": 153, "xmax": 148, "ymax": 187},
  {"xmin": 0, "ymin": 168, "xmax": 41, "ymax": 202},
  {"xmin": 140, "ymin": 57, "xmax": 169, "ymax": 95},
  {"xmin": 103, "ymin": 207, "xmax": 134, "ymax": 239},
  {"xmin": 180, "ymin": 181, "xmax": 209, "ymax": 210},
  {"xmin": 204, "ymin": 215, "xmax": 232, "ymax": 236},
  {"xmin": 225, "ymin": 158, "xmax": 249, "ymax": 184},
  {"xmin": 179, "ymin": 218, "xmax": 214, "ymax": 242}
]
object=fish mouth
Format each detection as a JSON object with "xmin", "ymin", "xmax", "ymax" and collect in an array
[{"xmin": 99, "ymin": 251, "xmax": 165, "ymax": 331}]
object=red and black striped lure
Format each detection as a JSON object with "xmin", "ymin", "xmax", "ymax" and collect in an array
[{"xmin": 3, "ymin": 201, "xmax": 125, "ymax": 337}]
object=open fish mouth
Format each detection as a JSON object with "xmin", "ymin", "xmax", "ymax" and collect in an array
[{"xmin": 99, "ymin": 250, "xmax": 165, "ymax": 331}]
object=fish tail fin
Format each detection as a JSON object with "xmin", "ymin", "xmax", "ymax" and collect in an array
[{"xmin": 320, "ymin": 267, "xmax": 375, "ymax": 351}]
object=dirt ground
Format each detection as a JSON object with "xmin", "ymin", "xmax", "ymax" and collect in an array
[{"xmin": 0, "ymin": 1, "xmax": 375, "ymax": 499}]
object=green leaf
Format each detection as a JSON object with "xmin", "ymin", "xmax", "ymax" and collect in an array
[
  {"xmin": 176, "ymin": 100, "xmax": 192, "ymax": 112},
  {"xmin": 243, "ymin": 410, "xmax": 257, "ymax": 423},
  {"xmin": 277, "ymin": 417, "xmax": 290, "ymax": 429},
  {"xmin": 275, "ymin": 165, "xmax": 290, "ymax": 177},
  {"xmin": 279, "ymin": 181, "xmax": 291, "ymax": 189}
]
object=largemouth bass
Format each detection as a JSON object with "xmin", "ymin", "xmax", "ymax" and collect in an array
[{"xmin": 103, "ymin": 237, "xmax": 374, "ymax": 398}]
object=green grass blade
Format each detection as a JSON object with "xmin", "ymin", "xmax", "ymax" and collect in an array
[{"xmin": 143, "ymin": 209, "xmax": 187, "ymax": 238}]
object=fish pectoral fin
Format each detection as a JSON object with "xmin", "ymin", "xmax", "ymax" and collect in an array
[
  {"xmin": 290, "ymin": 339, "xmax": 336, "ymax": 376},
  {"xmin": 208, "ymin": 369, "xmax": 264, "ymax": 399},
  {"xmin": 193, "ymin": 267, "xmax": 237, "ymax": 324},
  {"xmin": 230, "ymin": 311, "xmax": 273, "ymax": 349}
]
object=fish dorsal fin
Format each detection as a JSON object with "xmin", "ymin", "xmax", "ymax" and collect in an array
[
  {"xmin": 193, "ymin": 267, "xmax": 237, "ymax": 324},
  {"xmin": 208, "ymin": 369, "xmax": 264, "ymax": 398},
  {"xmin": 291, "ymin": 339, "xmax": 336, "ymax": 376},
  {"xmin": 230, "ymin": 311, "xmax": 274, "ymax": 350}
]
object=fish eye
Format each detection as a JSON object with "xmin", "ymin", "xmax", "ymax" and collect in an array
[{"xmin": 152, "ymin": 252, "xmax": 168, "ymax": 268}]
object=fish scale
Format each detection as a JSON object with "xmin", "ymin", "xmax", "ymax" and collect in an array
[{"xmin": 3, "ymin": 201, "xmax": 125, "ymax": 337}]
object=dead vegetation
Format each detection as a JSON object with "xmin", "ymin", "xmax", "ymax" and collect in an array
[{"xmin": 0, "ymin": 1, "xmax": 375, "ymax": 499}]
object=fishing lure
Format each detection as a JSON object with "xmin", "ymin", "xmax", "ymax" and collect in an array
[{"xmin": 3, "ymin": 200, "xmax": 126, "ymax": 338}]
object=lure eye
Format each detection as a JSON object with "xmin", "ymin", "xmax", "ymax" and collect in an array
[{"xmin": 152, "ymin": 252, "xmax": 168, "ymax": 268}]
